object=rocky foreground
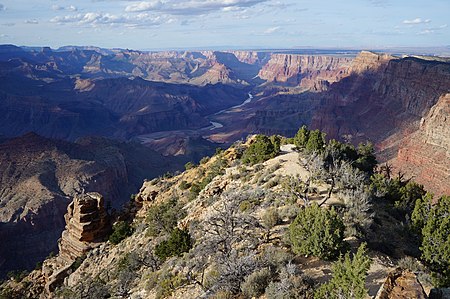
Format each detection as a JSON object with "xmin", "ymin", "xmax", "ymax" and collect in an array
[{"xmin": 2, "ymin": 139, "xmax": 448, "ymax": 298}]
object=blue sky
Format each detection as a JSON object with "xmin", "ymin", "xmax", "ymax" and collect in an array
[{"xmin": 0, "ymin": 0, "xmax": 448, "ymax": 50}]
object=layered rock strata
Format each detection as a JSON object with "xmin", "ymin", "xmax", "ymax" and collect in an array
[
  {"xmin": 258, "ymin": 54, "xmax": 353, "ymax": 90},
  {"xmin": 58, "ymin": 192, "xmax": 110, "ymax": 263},
  {"xmin": 394, "ymin": 94, "xmax": 450, "ymax": 196}
]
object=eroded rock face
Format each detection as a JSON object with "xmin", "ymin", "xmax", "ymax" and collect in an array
[
  {"xmin": 58, "ymin": 192, "xmax": 110, "ymax": 263},
  {"xmin": 258, "ymin": 54, "xmax": 353, "ymax": 90},
  {"xmin": 376, "ymin": 268, "xmax": 427, "ymax": 299},
  {"xmin": 394, "ymin": 94, "xmax": 450, "ymax": 196}
]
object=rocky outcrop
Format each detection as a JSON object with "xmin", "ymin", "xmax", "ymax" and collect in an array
[
  {"xmin": 394, "ymin": 94, "xmax": 450, "ymax": 196},
  {"xmin": 58, "ymin": 192, "xmax": 110, "ymax": 263},
  {"xmin": 258, "ymin": 54, "xmax": 353, "ymax": 90},
  {"xmin": 349, "ymin": 51, "xmax": 393, "ymax": 74},
  {"xmin": 375, "ymin": 268, "xmax": 427, "ymax": 299},
  {"xmin": 0, "ymin": 133, "xmax": 184, "ymax": 278}
]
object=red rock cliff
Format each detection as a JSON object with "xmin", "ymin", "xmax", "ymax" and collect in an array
[{"xmin": 258, "ymin": 54, "xmax": 353, "ymax": 90}]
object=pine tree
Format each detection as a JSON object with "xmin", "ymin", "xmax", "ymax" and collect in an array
[{"xmin": 315, "ymin": 243, "xmax": 372, "ymax": 299}]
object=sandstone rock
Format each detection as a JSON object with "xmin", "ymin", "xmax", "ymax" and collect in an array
[
  {"xmin": 394, "ymin": 94, "xmax": 450, "ymax": 196},
  {"xmin": 375, "ymin": 268, "xmax": 427, "ymax": 299},
  {"xmin": 258, "ymin": 54, "xmax": 353, "ymax": 90},
  {"xmin": 58, "ymin": 192, "xmax": 110, "ymax": 263}
]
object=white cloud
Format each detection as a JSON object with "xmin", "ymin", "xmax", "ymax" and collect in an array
[
  {"xmin": 24, "ymin": 19, "xmax": 39, "ymax": 24},
  {"xmin": 402, "ymin": 18, "xmax": 431, "ymax": 25},
  {"xmin": 51, "ymin": 12, "xmax": 166, "ymax": 28},
  {"xmin": 124, "ymin": 0, "xmax": 267, "ymax": 15},
  {"xmin": 52, "ymin": 5, "xmax": 78, "ymax": 12},
  {"xmin": 125, "ymin": 1, "xmax": 163, "ymax": 12},
  {"xmin": 417, "ymin": 24, "xmax": 448, "ymax": 35},
  {"xmin": 263, "ymin": 26, "xmax": 280, "ymax": 34}
]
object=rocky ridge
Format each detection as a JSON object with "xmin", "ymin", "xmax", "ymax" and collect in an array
[{"xmin": 1, "ymin": 141, "xmax": 440, "ymax": 298}]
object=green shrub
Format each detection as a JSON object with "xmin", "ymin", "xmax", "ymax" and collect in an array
[
  {"xmin": 185, "ymin": 161, "xmax": 196, "ymax": 170},
  {"xmin": 420, "ymin": 195, "xmax": 450, "ymax": 287},
  {"xmin": 154, "ymin": 228, "xmax": 192, "ymax": 261},
  {"xmin": 394, "ymin": 181, "xmax": 426, "ymax": 213},
  {"xmin": 109, "ymin": 221, "xmax": 133, "ymax": 245},
  {"xmin": 354, "ymin": 142, "xmax": 377, "ymax": 174},
  {"xmin": 289, "ymin": 203, "xmax": 345, "ymax": 260},
  {"xmin": 200, "ymin": 156, "xmax": 210, "ymax": 164},
  {"xmin": 262, "ymin": 208, "xmax": 280, "ymax": 229},
  {"xmin": 146, "ymin": 197, "xmax": 185, "ymax": 236},
  {"xmin": 241, "ymin": 135, "xmax": 280, "ymax": 165},
  {"xmin": 241, "ymin": 268, "xmax": 272, "ymax": 298},
  {"xmin": 411, "ymin": 192, "xmax": 433, "ymax": 233},
  {"xmin": 71, "ymin": 254, "xmax": 86, "ymax": 271},
  {"xmin": 294, "ymin": 125, "xmax": 310, "ymax": 149},
  {"xmin": 315, "ymin": 243, "xmax": 372, "ymax": 299},
  {"xmin": 305, "ymin": 129, "xmax": 326, "ymax": 153},
  {"xmin": 179, "ymin": 180, "xmax": 190, "ymax": 190}
]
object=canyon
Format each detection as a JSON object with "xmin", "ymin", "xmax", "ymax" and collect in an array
[{"xmin": 0, "ymin": 45, "xmax": 449, "ymax": 279}]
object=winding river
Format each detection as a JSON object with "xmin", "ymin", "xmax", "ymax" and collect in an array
[{"xmin": 207, "ymin": 92, "xmax": 254, "ymax": 130}]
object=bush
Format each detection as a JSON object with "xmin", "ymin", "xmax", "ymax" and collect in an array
[
  {"xmin": 155, "ymin": 273, "xmax": 187, "ymax": 299},
  {"xmin": 179, "ymin": 180, "xmax": 190, "ymax": 190},
  {"xmin": 294, "ymin": 125, "xmax": 310, "ymax": 149},
  {"xmin": 200, "ymin": 156, "xmax": 210, "ymax": 164},
  {"xmin": 420, "ymin": 195, "xmax": 450, "ymax": 287},
  {"xmin": 154, "ymin": 228, "xmax": 192, "ymax": 261},
  {"xmin": 395, "ymin": 181, "xmax": 426, "ymax": 213},
  {"xmin": 146, "ymin": 197, "xmax": 185, "ymax": 236},
  {"xmin": 241, "ymin": 268, "xmax": 272, "ymax": 298},
  {"xmin": 109, "ymin": 221, "xmax": 133, "ymax": 245},
  {"xmin": 262, "ymin": 208, "xmax": 280, "ymax": 229},
  {"xmin": 411, "ymin": 192, "xmax": 433, "ymax": 233},
  {"xmin": 315, "ymin": 243, "xmax": 372, "ymax": 299},
  {"xmin": 305, "ymin": 129, "xmax": 326, "ymax": 153},
  {"xmin": 185, "ymin": 161, "xmax": 196, "ymax": 170},
  {"xmin": 265, "ymin": 263, "xmax": 314, "ymax": 299},
  {"xmin": 241, "ymin": 135, "xmax": 280, "ymax": 165},
  {"xmin": 289, "ymin": 203, "xmax": 345, "ymax": 260}
]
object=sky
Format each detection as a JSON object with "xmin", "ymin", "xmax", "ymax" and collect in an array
[{"xmin": 0, "ymin": 0, "xmax": 449, "ymax": 50}]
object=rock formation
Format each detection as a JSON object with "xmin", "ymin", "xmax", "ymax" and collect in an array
[
  {"xmin": 0, "ymin": 133, "xmax": 185, "ymax": 278},
  {"xmin": 258, "ymin": 54, "xmax": 353, "ymax": 90},
  {"xmin": 375, "ymin": 268, "xmax": 427, "ymax": 299},
  {"xmin": 58, "ymin": 192, "xmax": 110, "ymax": 263},
  {"xmin": 394, "ymin": 94, "xmax": 450, "ymax": 196}
]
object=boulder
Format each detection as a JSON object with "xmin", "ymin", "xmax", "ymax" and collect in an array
[{"xmin": 376, "ymin": 268, "xmax": 427, "ymax": 299}]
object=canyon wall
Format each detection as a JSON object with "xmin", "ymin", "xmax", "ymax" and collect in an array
[
  {"xmin": 0, "ymin": 133, "xmax": 184, "ymax": 278},
  {"xmin": 394, "ymin": 94, "xmax": 450, "ymax": 196},
  {"xmin": 258, "ymin": 54, "xmax": 354, "ymax": 90}
]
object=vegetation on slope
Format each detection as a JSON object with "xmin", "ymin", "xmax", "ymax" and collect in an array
[{"xmin": 1, "ymin": 126, "xmax": 449, "ymax": 299}]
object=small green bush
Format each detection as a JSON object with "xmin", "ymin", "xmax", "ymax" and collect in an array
[
  {"xmin": 185, "ymin": 161, "xmax": 196, "ymax": 170},
  {"xmin": 241, "ymin": 135, "xmax": 280, "ymax": 165},
  {"xmin": 179, "ymin": 180, "xmax": 191, "ymax": 190},
  {"xmin": 241, "ymin": 268, "xmax": 272, "ymax": 298},
  {"xmin": 109, "ymin": 221, "xmax": 133, "ymax": 245},
  {"xmin": 289, "ymin": 203, "xmax": 345, "ymax": 260},
  {"xmin": 154, "ymin": 228, "xmax": 192, "ymax": 261},
  {"xmin": 262, "ymin": 208, "xmax": 280, "ymax": 229},
  {"xmin": 315, "ymin": 243, "xmax": 372, "ymax": 299},
  {"xmin": 146, "ymin": 197, "xmax": 185, "ymax": 236},
  {"xmin": 420, "ymin": 195, "xmax": 450, "ymax": 287}
]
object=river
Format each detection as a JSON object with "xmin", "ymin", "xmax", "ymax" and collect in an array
[{"xmin": 208, "ymin": 93, "xmax": 254, "ymax": 130}]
